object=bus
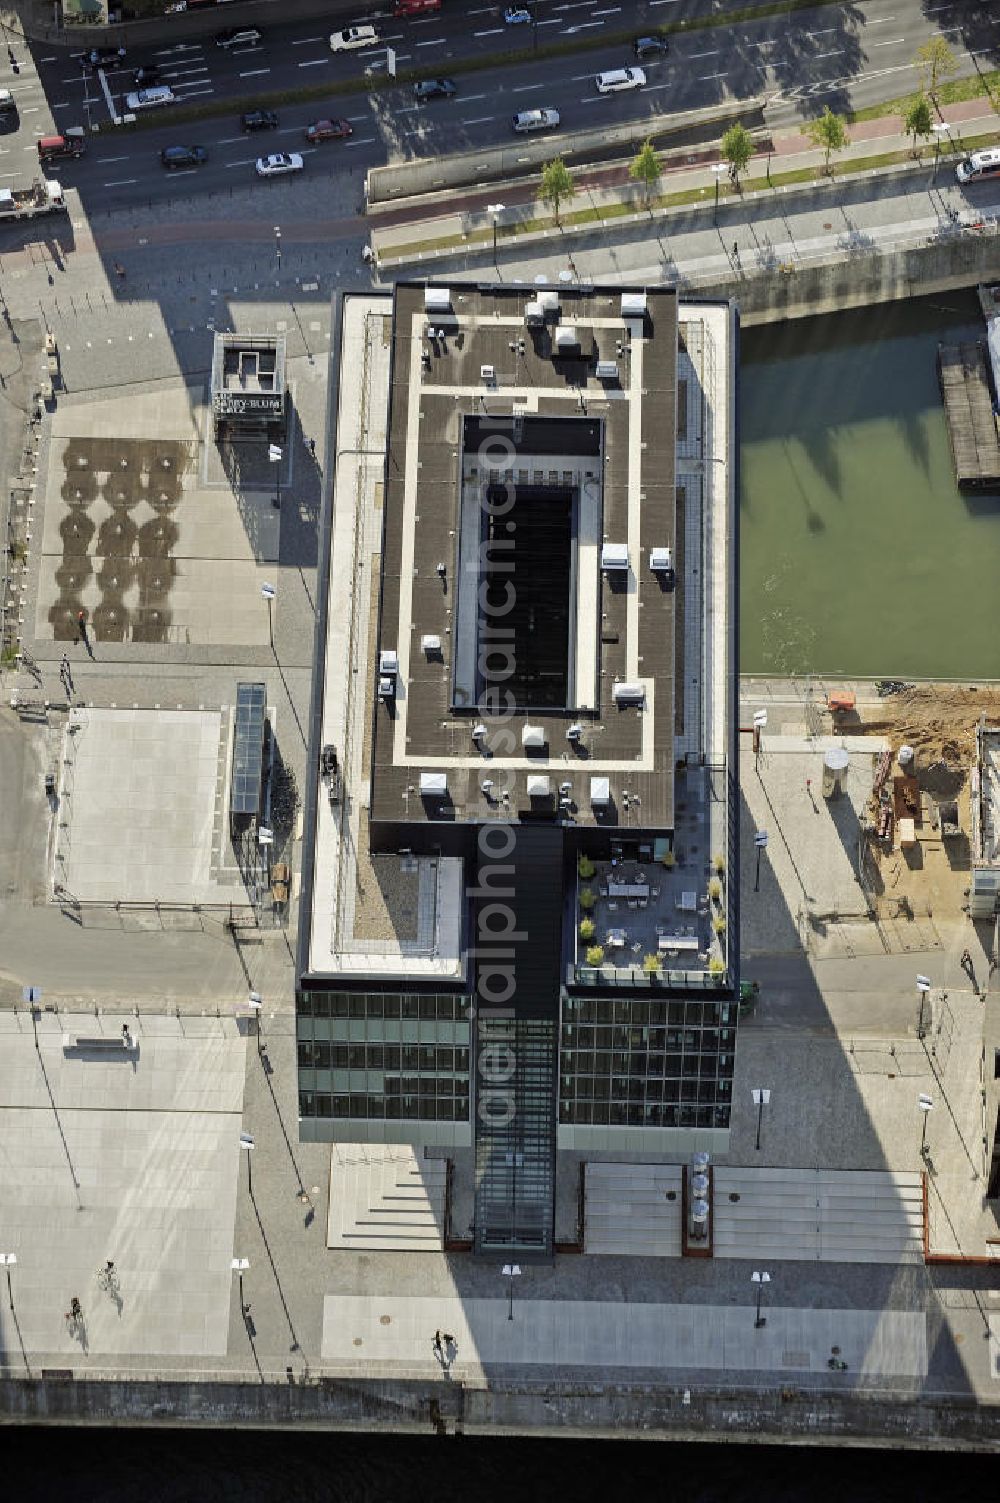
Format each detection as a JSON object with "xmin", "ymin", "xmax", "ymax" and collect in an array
[{"xmin": 956, "ymin": 148, "xmax": 1000, "ymax": 185}]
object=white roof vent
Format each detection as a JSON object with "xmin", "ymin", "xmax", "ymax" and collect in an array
[
  {"xmin": 480, "ymin": 364, "xmax": 496, "ymax": 384},
  {"xmin": 421, "ymin": 634, "xmax": 442, "ymax": 655},
  {"xmin": 649, "ymin": 547, "xmax": 673, "ymax": 573},
  {"xmin": 590, "ymin": 776, "xmax": 611, "ymax": 806},
  {"xmin": 595, "ymin": 361, "xmax": 619, "ymax": 382},
  {"xmin": 601, "ymin": 543, "xmax": 629, "ymax": 572},
  {"xmin": 526, "ymin": 775, "xmax": 551, "ymax": 798},
  {"xmin": 525, "ymin": 299, "xmax": 544, "ymax": 325},
  {"xmin": 379, "ymin": 649, "xmax": 399, "ymax": 676},
  {"xmin": 419, "ymin": 771, "xmax": 448, "ymax": 797},
  {"xmin": 613, "ymin": 681, "xmax": 645, "ymax": 707},
  {"xmin": 539, "ymin": 290, "xmax": 560, "ymax": 313},
  {"xmin": 424, "ymin": 286, "xmax": 451, "ymax": 313},
  {"xmin": 554, "ymin": 325, "xmax": 579, "ymax": 351},
  {"xmin": 522, "ymin": 724, "xmax": 546, "ymax": 750},
  {"xmin": 620, "ymin": 292, "xmax": 647, "ymax": 318}
]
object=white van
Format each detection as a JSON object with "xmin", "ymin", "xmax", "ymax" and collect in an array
[
  {"xmin": 511, "ymin": 107, "xmax": 560, "ymax": 134},
  {"xmin": 125, "ymin": 85, "xmax": 176, "ymax": 111},
  {"xmin": 595, "ymin": 67, "xmax": 645, "ymax": 94},
  {"xmin": 330, "ymin": 25, "xmax": 379, "ymax": 51},
  {"xmin": 956, "ymin": 147, "xmax": 1000, "ymax": 185}
]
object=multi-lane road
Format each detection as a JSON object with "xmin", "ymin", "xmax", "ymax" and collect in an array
[{"xmin": 0, "ymin": 0, "xmax": 996, "ymax": 215}]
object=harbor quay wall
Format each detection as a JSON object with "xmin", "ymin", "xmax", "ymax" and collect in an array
[{"xmin": 1, "ymin": 1375, "xmax": 999, "ymax": 1449}]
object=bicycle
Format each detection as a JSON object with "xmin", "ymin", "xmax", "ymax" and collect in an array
[{"xmin": 96, "ymin": 1261, "xmax": 120, "ymax": 1297}]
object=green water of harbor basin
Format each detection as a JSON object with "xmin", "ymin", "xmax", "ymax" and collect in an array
[{"xmin": 740, "ymin": 291, "xmax": 1000, "ymax": 680}]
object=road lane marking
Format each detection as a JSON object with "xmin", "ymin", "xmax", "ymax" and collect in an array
[
  {"xmin": 416, "ymin": 37, "xmax": 446, "ymax": 45},
  {"xmin": 239, "ymin": 69, "xmax": 271, "ymax": 77},
  {"xmin": 814, "ymin": 50, "xmax": 844, "ymax": 58},
  {"xmin": 103, "ymin": 177, "xmax": 137, "ymax": 185},
  {"xmin": 474, "ymin": 29, "xmax": 503, "ymax": 37},
  {"xmin": 299, "ymin": 59, "xmax": 329, "ymax": 67},
  {"xmin": 462, "ymin": 93, "xmax": 486, "ymax": 102},
  {"xmin": 462, "ymin": 115, "xmax": 495, "ymax": 124},
  {"xmin": 343, "ymin": 137, "xmax": 375, "ymax": 146},
  {"xmin": 698, "ymin": 72, "xmax": 728, "ymax": 80},
  {"xmin": 291, "ymin": 36, "xmax": 325, "ymax": 45},
  {"xmin": 688, "ymin": 50, "xmax": 720, "ymax": 58},
  {"xmin": 224, "ymin": 159, "xmax": 256, "ymax": 167},
  {"xmin": 96, "ymin": 154, "xmax": 128, "ymax": 162},
  {"xmin": 870, "ymin": 38, "xmax": 905, "ymax": 46}
]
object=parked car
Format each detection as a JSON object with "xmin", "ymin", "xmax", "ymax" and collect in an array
[
  {"xmin": 255, "ymin": 152, "xmax": 304, "ymax": 178},
  {"xmin": 633, "ymin": 35, "xmax": 669, "ymax": 60},
  {"xmin": 81, "ymin": 45, "xmax": 126, "ymax": 69},
  {"xmin": 0, "ymin": 89, "xmax": 18, "ymax": 130},
  {"xmin": 413, "ymin": 78, "xmax": 456, "ymax": 100},
  {"xmin": 132, "ymin": 64, "xmax": 162, "ymax": 87},
  {"xmin": 125, "ymin": 86, "xmax": 176, "ymax": 112},
  {"xmin": 160, "ymin": 144, "xmax": 207, "ymax": 169},
  {"xmin": 241, "ymin": 109, "xmax": 279, "ymax": 132},
  {"xmin": 215, "ymin": 28, "xmax": 261, "ymax": 48},
  {"xmin": 330, "ymin": 25, "xmax": 380, "ymax": 52},
  {"xmin": 304, "ymin": 118, "xmax": 353, "ymax": 142},
  {"xmin": 504, "ymin": 6, "xmax": 531, "ymax": 23},
  {"xmin": 511, "ymin": 107, "xmax": 560, "ymax": 134}
]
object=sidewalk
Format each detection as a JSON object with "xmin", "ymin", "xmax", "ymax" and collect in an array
[{"xmin": 370, "ymin": 99, "xmax": 1000, "ymax": 266}]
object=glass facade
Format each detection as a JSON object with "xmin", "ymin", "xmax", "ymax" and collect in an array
[
  {"xmin": 297, "ymin": 990, "xmax": 471, "ymax": 1125},
  {"xmin": 559, "ymin": 994, "xmax": 736, "ymax": 1130},
  {"xmin": 474, "ymin": 1015, "xmax": 558, "ymax": 1258}
]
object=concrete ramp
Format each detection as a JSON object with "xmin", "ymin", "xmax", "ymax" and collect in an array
[
  {"xmin": 585, "ymin": 1162, "xmax": 683, "ymax": 1256},
  {"xmin": 712, "ymin": 1167, "xmax": 925, "ymax": 1264},
  {"xmin": 327, "ymin": 1145, "xmax": 447, "ymax": 1252}
]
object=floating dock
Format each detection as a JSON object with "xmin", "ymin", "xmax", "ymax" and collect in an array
[{"xmin": 937, "ymin": 341, "xmax": 1000, "ymax": 488}]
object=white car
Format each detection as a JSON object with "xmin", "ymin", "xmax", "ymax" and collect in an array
[
  {"xmin": 511, "ymin": 107, "xmax": 560, "ymax": 134},
  {"xmin": 330, "ymin": 24, "xmax": 380, "ymax": 52},
  {"xmin": 595, "ymin": 67, "xmax": 646, "ymax": 94},
  {"xmin": 256, "ymin": 152, "xmax": 304, "ymax": 178},
  {"xmin": 504, "ymin": 6, "xmax": 531, "ymax": 23},
  {"xmin": 125, "ymin": 86, "xmax": 176, "ymax": 111}
]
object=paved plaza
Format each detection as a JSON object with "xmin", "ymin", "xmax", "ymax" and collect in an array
[
  {"xmin": 0, "ymin": 1010, "xmax": 246, "ymax": 1362},
  {"xmin": 54, "ymin": 707, "xmax": 252, "ymax": 906}
]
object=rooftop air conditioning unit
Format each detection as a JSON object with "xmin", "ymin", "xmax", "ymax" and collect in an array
[
  {"xmin": 424, "ymin": 286, "xmax": 451, "ymax": 313},
  {"xmin": 554, "ymin": 325, "xmax": 579, "ymax": 353},
  {"xmin": 421, "ymin": 634, "xmax": 442, "ymax": 656},
  {"xmin": 539, "ymin": 290, "xmax": 560, "ymax": 317},
  {"xmin": 419, "ymin": 771, "xmax": 448, "ymax": 797},
  {"xmin": 525, "ymin": 299, "xmax": 544, "ymax": 327},
  {"xmin": 379, "ymin": 649, "xmax": 399, "ymax": 677},
  {"xmin": 649, "ymin": 547, "xmax": 674, "ymax": 574},
  {"xmin": 620, "ymin": 292, "xmax": 647, "ymax": 319},
  {"xmin": 480, "ymin": 364, "xmax": 496, "ymax": 384},
  {"xmin": 590, "ymin": 775, "xmax": 611, "ymax": 806},
  {"xmin": 613, "ymin": 681, "xmax": 645, "ymax": 707},
  {"xmin": 567, "ymin": 723, "xmax": 584, "ymax": 742},
  {"xmin": 522, "ymin": 724, "xmax": 546, "ymax": 750},
  {"xmin": 601, "ymin": 543, "xmax": 629, "ymax": 572},
  {"xmin": 595, "ymin": 361, "xmax": 619, "ymax": 383},
  {"xmin": 526, "ymin": 775, "xmax": 551, "ymax": 798}
]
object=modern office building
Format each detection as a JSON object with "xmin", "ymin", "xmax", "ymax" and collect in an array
[{"xmin": 297, "ymin": 280, "xmax": 739, "ymax": 1258}]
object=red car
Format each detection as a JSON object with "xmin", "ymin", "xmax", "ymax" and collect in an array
[{"xmin": 304, "ymin": 118, "xmax": 353, "ymax": 144}]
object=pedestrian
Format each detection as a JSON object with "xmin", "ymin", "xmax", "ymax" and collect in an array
[
  {"xmin": 113, "ymin": 261, "xmax": 126, "ymax": 282},
  {"xmin": 990, "ymin": 951, "xmax": 997, "ymax": 979},
  {"xmin": 732, "ymin": 242, "xmax": 739, "ymax": 260},
  {"xmin": 960, "ymin": 948, "xmax": 973, "ymax": 973},
  {"xmin": 122, "ymin": 1023, "xmax": 132, "ymax": 1048},
  {"xmin": 432, "ymin": 1329, "xmax": 443, "ymax": 1360},
  {"xmin": 77, "ymin": 608, "xmax": 88, "ymax": 644},
  {"xmin": 69, "ymin": 1295, "xmax": 82, "ymax": 1321},
  {"xmin": 308, "ymin": 437, "xmax": 316, "ymax": 459}
]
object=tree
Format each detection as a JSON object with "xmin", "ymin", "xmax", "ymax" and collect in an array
[
  {"xmin": 629, "ymin": 138, "xmax": 662, "ymax": 204},
  {"xmin": 539, "ymin": 156, "xmax": 575, "ymax": 225},
  {"xmin": 806, "ymin": 106, "xmax": 849, "ymax": 174},
  {"xmin": 902, "ymin": 94, "xmax": 934, "ymax": 157},
  {"xmin": 585, "ymin": 945, "xmax": 605, "ymax": 967},
  {"xmin": 721, "ymin": 122, "xmax": 754, "ymax": 189},
  {"xmin": 915, "ymin": 36, "xmax": 957, "ymax": 106}
]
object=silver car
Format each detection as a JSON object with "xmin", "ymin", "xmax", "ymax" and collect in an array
[{"xmin": 255, "ymin": 152, "xmax": 304, "ymax": 178}]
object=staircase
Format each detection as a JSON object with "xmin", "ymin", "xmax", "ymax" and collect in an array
[{"xmin": 327, "ymin": 1145, "xmax": 447, "ymax": 1252}]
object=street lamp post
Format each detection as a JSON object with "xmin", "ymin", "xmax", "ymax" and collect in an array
[
  {"xmin": 261, "ymin": 582, "xmax": 276, "ymax": 652},
  {"xmin": 487, "ymin": 202, "xmax": 506, "ymax": 270},
  {"xmin": 916, "ymin": 974, "xmax": 931, "ymax": 1040},
  {"xmin": 268, "ymin": 443, "xmax": 282, "ymax": 510},
  {"xmin": 918, "ymin": 1093, "xmax": 934, "ymax": 1159},
  {"xmin": 931, "ymin": 121, "xmax": 950, "ymax": 181},
  {"xmin": 753, "ymin": 709, "xmax": 767, "ymax": 773},
  {"xmin": 274, "ymin": 225, "xmax": 281, "ymax": 268},
  {"xmin": 501, "ymin": 1262, "xmax": 522, "ymax": 1321},
  {"xmin": 711, "ymin": 163, "xmax": 727, "ymax": 222},
  {"xmin": 751, "ymin": 1087, "xmax": 771, "ymax": 1152},
  {"xmin": 248, "ymin": 991, "xmax": 263, "ymax": 1058},
  {"xmin": 0, "ymin": 1252, "xmax": 16, "ymax": 1311},
  {"xmin": 751, "ymin": 1269, "xmax": 771, "ymax": 1328},
  {"xmin": 232, "ymin": 1256, "xmax": 250, "ymax": 1318},
  {"xmin": 240, "ymin": 1131, "xmax": 256, "ymax": 1199},
  {"xmin": 754, "ymin": 829, "xmax": 768, "ymax": 893}
]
